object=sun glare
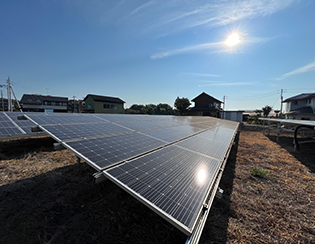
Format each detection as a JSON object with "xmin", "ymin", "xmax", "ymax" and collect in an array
[
  {"xmin": 225, "ymin": 33, "xmax": 240, "ymax": 46},
  {"xmin": 197, "ymin": 168, "xmax": 206, "ymax": 184}
]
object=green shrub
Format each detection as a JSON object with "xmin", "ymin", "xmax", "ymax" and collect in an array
[{"xmin": 250, "ymin": 167, "xmax": 269, "ymax": 177}]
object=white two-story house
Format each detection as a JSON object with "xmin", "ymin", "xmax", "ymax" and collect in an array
[{"xmin": 283, "ymin": 93, "xmax": 315, "ymax": 120}]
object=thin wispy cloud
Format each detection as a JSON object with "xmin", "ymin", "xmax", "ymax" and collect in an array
[
  {"xmin": 143, "ymin": 0, "xmax": 298, "ymax": 36},
  {"xmin": 120, "ymin": 1, "xmax": 155, "ymax": 21},
  {"xmin": 65, "ymin": 0, "xmax": 299, "ymax": 37},
  {"xmin": 275, "ymin": 60, "xmax": 315, "ymax": 80},
  {"xmin": 151, "ymin": 36, "xmax": 270, "ymax": 59},
  {"xmin": 151, "ymin": 42, "xmax": 222, "ymax": 59}
]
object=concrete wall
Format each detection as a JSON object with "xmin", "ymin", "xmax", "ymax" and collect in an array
[{"xmin": 221, "ymin": 111, "xmax": 243, "ymax": 123}]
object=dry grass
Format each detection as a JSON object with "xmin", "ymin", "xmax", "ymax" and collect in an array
[
  {"xmin": 0, "ymin": 128, "xmax": 314, "ymax": 244},
  {"xmin": 227, "ymin": 130, "xmax": 315, "ymax": 244}
]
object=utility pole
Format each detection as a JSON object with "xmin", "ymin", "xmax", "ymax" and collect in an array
[
  {"xmin": 7, "ymin": 77, "xmax": 12, "ymax": 112},
  {"xmin": 0, "ymin": 86, "xmax": 4, "ymax": 111},
  {"xmin": 223, "ymin": 95, "xmax": 225, "ymax": 110},
  {"xmin": 73, "ymin": 95, "xmax": 76, "ymax": 113},
  {"xmin": 280, "ymin": 89, "xmax": 283, "ymax": 118}
]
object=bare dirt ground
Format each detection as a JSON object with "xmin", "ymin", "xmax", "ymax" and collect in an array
[{"xmin": 0, "ymin": 126, "xmax": 314, "ymax": 244}]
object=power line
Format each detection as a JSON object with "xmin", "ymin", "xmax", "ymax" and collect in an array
[{"xmin": 228, "ymin": 90, "xmax": 280, "ymax": 100}]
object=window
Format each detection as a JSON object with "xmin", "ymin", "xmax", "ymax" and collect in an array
[
  {"xmin": 55, "ymin": 102, "xmax": 60, "ymax": 106},
  {"xmin": 82, "ymin": 101, "xmax": 85, "ymax": 106},
  {"xmin": 293, "ymin": 101, "xmax": 298, "ymax": 105},
  {"xmin": 103, "ymin": 104, "xmax": 117, "ymax": 110},
  {"xmin": 87, "ymin": 104, "xmax": 91, "ymax": 109}
]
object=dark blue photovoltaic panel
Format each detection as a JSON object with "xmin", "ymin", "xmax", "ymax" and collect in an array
[
  {"xmin": 0, "ymin": 112, "xmax": 25, "ymax": 136},
  {"xmin": 94, "ymin": 114, "xmax": 150, "ymax": 122},
  {"xmin": 25, "ymin": 113, "xmax": 105, "ymax": 125},
  {"xmin": 67, "ymin": 132, "xmax": 166, "ymax": 170},
  {"xmin": 42, "ymin": 122, "xmax": 133, "ymax": 141},
  {"xmin": 6, "ymin": 112, "xmax": 36, "ymax": 133},
  {"xmin": 142, "ymin": 127, "xmax": 195, "ymax": 143},
  {"xmin": 116, "ymin": 120, "xmax": 180, "ymax": 131},
  {"xmin": 105, "ymin": 145, "xmax": 221, "ymax": 234},
  {"xmin": 176, "ymin": 136, "xmax": 228, "ymax": 160},
  {"xmin": 0, "ymin": 126, "xmax": 22, "ymax": 135},
  {"xmin": 142, "ymin": 124, "xmax": 213, "ymax": 143}
]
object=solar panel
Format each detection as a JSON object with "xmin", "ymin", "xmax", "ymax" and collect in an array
[
  {"xmin": 0, "ymin": 112, "xmax": 26, "ymax": 136},
  {"xmin": 104, "ymin": 145, "xmax": 222, "ymax": 235},
  {"xmin": 260, "ymin": 118, "xmax": 315, "ymax": 127},
  {"xmin": 42, "ymin": 122, "xmax": 133, "ymax": 141},
  {"xmin": 23, "ymin": 113, "xmax": 239, "ymax": 237},
  {"xmin": 6, "ymin": 112, "xmax": 38, "ymax": 134},
  {"xmin": 67, "ymin": 132, "xmax": 166, "ymax": 170}
]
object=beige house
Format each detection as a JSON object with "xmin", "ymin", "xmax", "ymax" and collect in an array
[{"xmin": 83, "ymin": 94, "xmax": 125, "ymax": 114}]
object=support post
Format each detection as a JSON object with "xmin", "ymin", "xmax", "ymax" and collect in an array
[
  {"xmin": 276, "ymin": 123, "xmax": 280, "ymax": 142},
  {"xmin": 294, "ymin": 125, "xmax": 314, "ymax": 151}
]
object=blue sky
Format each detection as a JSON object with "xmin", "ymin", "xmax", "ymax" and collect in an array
[{"xmin": 1, "ymin": 0, "xmax": 314, "ymax": 111}]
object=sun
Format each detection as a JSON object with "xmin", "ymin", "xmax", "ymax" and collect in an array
[{"xmin": 225, "ymin": 33, "xmax": 240, "ymax": 46}]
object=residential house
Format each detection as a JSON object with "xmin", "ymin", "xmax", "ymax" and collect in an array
[
  {"xmin": 0, "ymin": 98, "xmax": 8, "ymax": 111},
  {"xmin": 187, "ymin": 92, "xmax": 223, "ymax": 117},
  {"xmin": 83, "ymin": 94, "xmax": 125, "ymax": 114},
  {"xmin": 20, "ymin": 94, "xmax": 68, "ymax": 112},
  {"xmin": 283, "ymin": 93, "xmax": 315, "ymax": 120}
]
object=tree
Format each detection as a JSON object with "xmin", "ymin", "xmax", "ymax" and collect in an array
[
  {"xmin": 156, "ymin": 103, "xmax": 174, "ymax": 115},
  {"xmin": 68, "ymin": 99, "xmax": 79, "ymax": 113},
  {"xmin": 254, "ymin": 109, "xmax": 263, "ymax": 117},
  {"xmin": 125, "ymin": 103, "xmax": 175, "ymax": 115},
  {"xmin": 262, "ymin": 105, "xmax": 272, "ymax": 117},
  {"xmin": 174, "ymin": 97, "xmax": 191, "ymax": 115}
]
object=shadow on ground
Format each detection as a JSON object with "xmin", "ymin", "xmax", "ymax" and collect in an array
[
  {"xmin": 267, "ymin": 134, "xmax": 315, "ymax": 173},
  {"xmin": 198, "ymin": 131, "xmax": 240, "ymax": 243},
  {"xmin": 0, "ymin": 136, "xmax": 56, "ymax": 160},
  {"xmin": 0, "ymin": 161, "xmax": 187, "ymax": 244}
]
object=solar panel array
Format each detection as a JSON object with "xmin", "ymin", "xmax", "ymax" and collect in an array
[
  {"xmin": 0, "ymin": 112, "xmax": 41, "ymax": 137},
  {"xmin": 260, "ymin": 118, "xmax": 315, "ymax": 127},
  {"xmin": 23, "ymin": 113, "xmax": 239, "ymax": 235},
  {"xmin": 0, "ymin": 112, "xmax": 24, "ymax": 136}
]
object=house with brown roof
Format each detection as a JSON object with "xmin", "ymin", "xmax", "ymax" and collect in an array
[
  {"xmin": 283, "ymin": 93, "xmax": 315, "ymax": 120},
  {"xmin": 186, "ymin": 92, "xmax": 223, "ymax": 117},
  {"xmin": 83, "ymin": 94, "xmax": 125, "ymax": 114},
  {"xmin": 20, "ymin": 94, "xmax": 68, "ymax": 112}
]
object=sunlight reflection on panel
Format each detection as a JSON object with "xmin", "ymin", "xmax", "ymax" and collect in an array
[{"xmin": 196, "ymin": 167, "xmax": 207, "ymax": 185}]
